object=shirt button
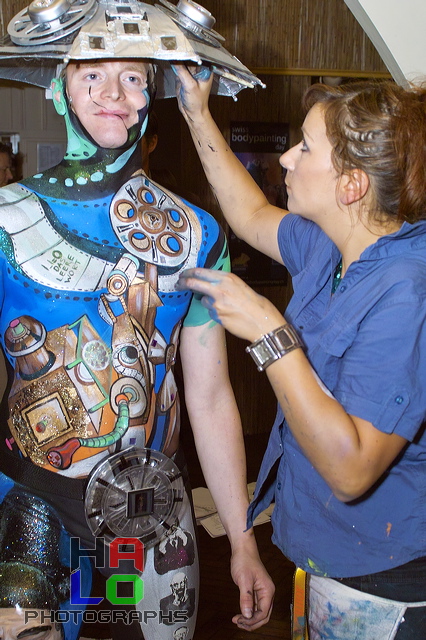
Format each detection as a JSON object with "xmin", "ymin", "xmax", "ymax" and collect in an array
[
  {"xmin": 395, "ymin": 396, "xmax": 404, "ymax": 404},
  {"xmin": 277, "ymin": 482, "xmax": 282, "ymax": 491},
  {"xmin": 340, "ymin": 284, "xmax": 347, "ymax": 292}
]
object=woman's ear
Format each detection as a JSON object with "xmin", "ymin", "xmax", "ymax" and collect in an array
[{"xmin": 339, "ymin": 169, "xmax": 370, "ymax": 206}]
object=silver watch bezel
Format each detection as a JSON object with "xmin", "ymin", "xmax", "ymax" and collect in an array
[{"xmin": 245, "ymin": 324, "xmax": 302, "ymax": 372}]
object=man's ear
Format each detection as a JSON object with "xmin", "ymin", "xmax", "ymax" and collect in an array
[
  {"xmin": 148, "ymin": 134, "xmax": 158, "ymax": 155},
  {"xmin": 51, "ymin": 78, "xmax": 67, "ymax": 116},
  {"xmin": 339, "ymin": 169, "xmax": 370, "ymax": 206}
]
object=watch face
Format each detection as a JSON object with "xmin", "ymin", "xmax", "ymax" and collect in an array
[
  {"xmin": 253, "ymin": 341, "xmax": 274, "ymax": 364},
  {"xmin": 84, "ymin": 447, "xmax": 185, "ymax": 548}
]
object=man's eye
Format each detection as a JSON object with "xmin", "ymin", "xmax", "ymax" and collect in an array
[{"xmin": 127, "ymin": 75, "xmax": 143, "ymax": 85}]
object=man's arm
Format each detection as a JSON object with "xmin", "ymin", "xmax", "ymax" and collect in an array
[
  {"xmin": 174, "ymin": 65, "xmax": 286, "ymax": 263},
  {"xmin": 179, "ymin": 320, "xmax": 274, "ymax": 630}
]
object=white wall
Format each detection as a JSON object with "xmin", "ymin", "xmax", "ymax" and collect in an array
[
  {"xmin": 345, "ymin": 0, "xmax": 426, "ymax": 86},
  {"xmin": 0, "ymin": 82, "xmax": 66, "ymax": 178},
  {"xmin": 0, "ymin": 83, "xmax": 66, "ymax": 397}
]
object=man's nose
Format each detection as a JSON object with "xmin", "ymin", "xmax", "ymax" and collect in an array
[{"xmin": 101, "ymin": 78, "xmax": 125, "ymax": 101}]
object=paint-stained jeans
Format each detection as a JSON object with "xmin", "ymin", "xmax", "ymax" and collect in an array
[{"xmin": 308, "ymin": 558, "xmax": 426, "ymax": 640}]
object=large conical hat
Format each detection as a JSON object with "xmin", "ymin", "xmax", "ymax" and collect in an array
[{"xmin": 0, "ymin": 0, "xmax": 265, "ymax": 99}]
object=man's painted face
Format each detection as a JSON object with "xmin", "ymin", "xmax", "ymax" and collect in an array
[
  {"xmin": 0, "ymin": 608, "xmax": 62, "ymax": 639},
  {"xmin": 65, "ymin": 60, "xmax": 149, "ymax": 149}
]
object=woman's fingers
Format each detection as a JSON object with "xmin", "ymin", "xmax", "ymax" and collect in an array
[
  {"xmin": 177, "ymin": 268, "xmax": 223, "ymax": 294},
  {"xmin": 173, "ymin": 63, "xmax": 214, "ymax": 115}
]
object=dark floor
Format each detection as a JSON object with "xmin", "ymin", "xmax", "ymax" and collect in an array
[{"xmin": 181, "ymin": 426, "xmax": 295, "ymax": 640}]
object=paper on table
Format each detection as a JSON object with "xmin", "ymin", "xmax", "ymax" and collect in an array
[
  {"xmin": 191, "ymin": 482, "xmax": 274, "ymax": 538},
  {"xmin": 192, "ymin": 486, "xmax": 218, "ymax": 521}
]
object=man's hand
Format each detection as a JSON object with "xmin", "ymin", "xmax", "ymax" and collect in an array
[{"xmin": 231, "ymin": 541, "xmax": 275, "ymax": 631}]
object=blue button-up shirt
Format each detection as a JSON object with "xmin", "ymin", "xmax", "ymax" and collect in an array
[{"xmin": 247, "ymin": 214, "xmax": 426, "ymax": 578}]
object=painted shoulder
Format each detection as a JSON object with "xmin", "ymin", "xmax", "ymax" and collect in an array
[{"xmin": 0, "ymin": 182, "xmax": 111, "ymax": 290}]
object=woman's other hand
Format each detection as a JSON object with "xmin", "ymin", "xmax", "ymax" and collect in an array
[{"xmin": 177, "ymin": 268, "xmax": 285, "ymax": 343}]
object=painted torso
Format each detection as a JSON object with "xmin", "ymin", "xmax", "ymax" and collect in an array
[{"xmin": 0, "ymin": 153, "xmax": 226, "ymax": 478}]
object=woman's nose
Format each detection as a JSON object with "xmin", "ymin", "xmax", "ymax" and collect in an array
[{"xmin": 279, "ymin": 142, "xmax": 302, "ymax": 171}]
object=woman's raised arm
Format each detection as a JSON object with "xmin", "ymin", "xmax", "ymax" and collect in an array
[{"xmin": 174, "ymin": 65, "xmax": 287, "ymax": 263}]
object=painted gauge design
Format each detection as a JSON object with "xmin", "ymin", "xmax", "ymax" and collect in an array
[
  {"xmin": 84, "ymin": 447, "xmax": 185, "ymax": 547},
  {"xmin": 110, "ymin": 177, "xmax": 193, "ymax": 269}
]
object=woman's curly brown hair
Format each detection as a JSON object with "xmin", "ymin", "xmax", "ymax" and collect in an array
[{"xmin": 303, "ymin": 81, "xmax": 426, "ymax": 224}]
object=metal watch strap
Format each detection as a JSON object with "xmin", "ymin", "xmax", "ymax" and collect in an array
[{"xmin": 245, "ymin": 324, "xmax": 303, "ymax": 372}]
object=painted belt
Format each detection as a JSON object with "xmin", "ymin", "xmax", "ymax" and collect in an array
[{"xmin": 84, "ymin": 446, "xmax": 186, "ymax": 548}]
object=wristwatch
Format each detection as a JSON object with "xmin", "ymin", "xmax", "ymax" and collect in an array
[{"xmin": 245, "ymin": 323, "xmax": 303, "ymax": 372}]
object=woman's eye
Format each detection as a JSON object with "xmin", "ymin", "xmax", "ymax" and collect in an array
[{"xmin": 301, "ymin": 139, "xmax": 309, "ymax": 152}]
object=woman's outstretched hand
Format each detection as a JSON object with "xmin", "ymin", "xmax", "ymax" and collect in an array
[
  {"xmin": 176, "ymin": 267, "xmax": 286, "ymax": 343},
  {"xmin": 173, "ymin": 63, "xmax": 214, "ymax": 122}
]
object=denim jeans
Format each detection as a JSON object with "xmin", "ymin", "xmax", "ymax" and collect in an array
[{"xmin": 336, "ymin": 556, "xmax": 426, "ymax": 640}]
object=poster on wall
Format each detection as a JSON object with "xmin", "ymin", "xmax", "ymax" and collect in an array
[{"xmin": 229, "ymin": 121, "xmax": 289, "ymax": 284}]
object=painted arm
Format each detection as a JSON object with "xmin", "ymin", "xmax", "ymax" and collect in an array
[
  {"xmin": 174, "ymin": 65, "xmax": 286, "ymax": 263},
  {"xmin": 177, "ymin": 269, "xmax": 408, "ymax": 503},
  {"xmin": 180, "ymin": 321, "xmax": 274, "ymax": 630}
]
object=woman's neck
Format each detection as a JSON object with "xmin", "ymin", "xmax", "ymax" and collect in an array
[{"xmin": 338, "ymin": 216, "xmax": 402, "ymax": 277}]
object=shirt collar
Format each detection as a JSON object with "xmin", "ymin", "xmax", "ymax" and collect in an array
[{"xmin": 359, "ymin": 219, "xmax": 426, "ymax": 261}]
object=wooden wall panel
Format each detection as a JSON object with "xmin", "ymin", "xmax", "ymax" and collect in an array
[
  {"xmin": 0, "ymin": 0, "xmax": 25, "ymax": 35},
  {"xmin": 193, "ymin": 0, "xmax": 386, "ymax": 74}
]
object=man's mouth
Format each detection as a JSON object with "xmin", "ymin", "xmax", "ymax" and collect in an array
[{"xmin": 96, "ymin": 109, "xmax": 129, "ymax": 119}]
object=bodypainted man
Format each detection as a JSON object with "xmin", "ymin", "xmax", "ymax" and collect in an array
[{"xmin": 0, "ymin": 55, "xmax": 274, "ymax": 640}]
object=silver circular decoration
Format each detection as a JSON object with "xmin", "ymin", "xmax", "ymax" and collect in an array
[
  {"xmin": 177, "ymin": 0, "xmax": 215, "ymax": 29},
  {"xmin": 84, "ymin": 447, "xmax": 185, "ymax": 548},
  {"xmin": 28, "ymin": 0, "xmax": 71, "ymax": 24},
  {"xmin": 8, "ymin": 0, "xmax": 97, "ymax": 46},
  {"xmin": 158, "ymin": 0, "xmax": 224, "ymax": 47}
]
